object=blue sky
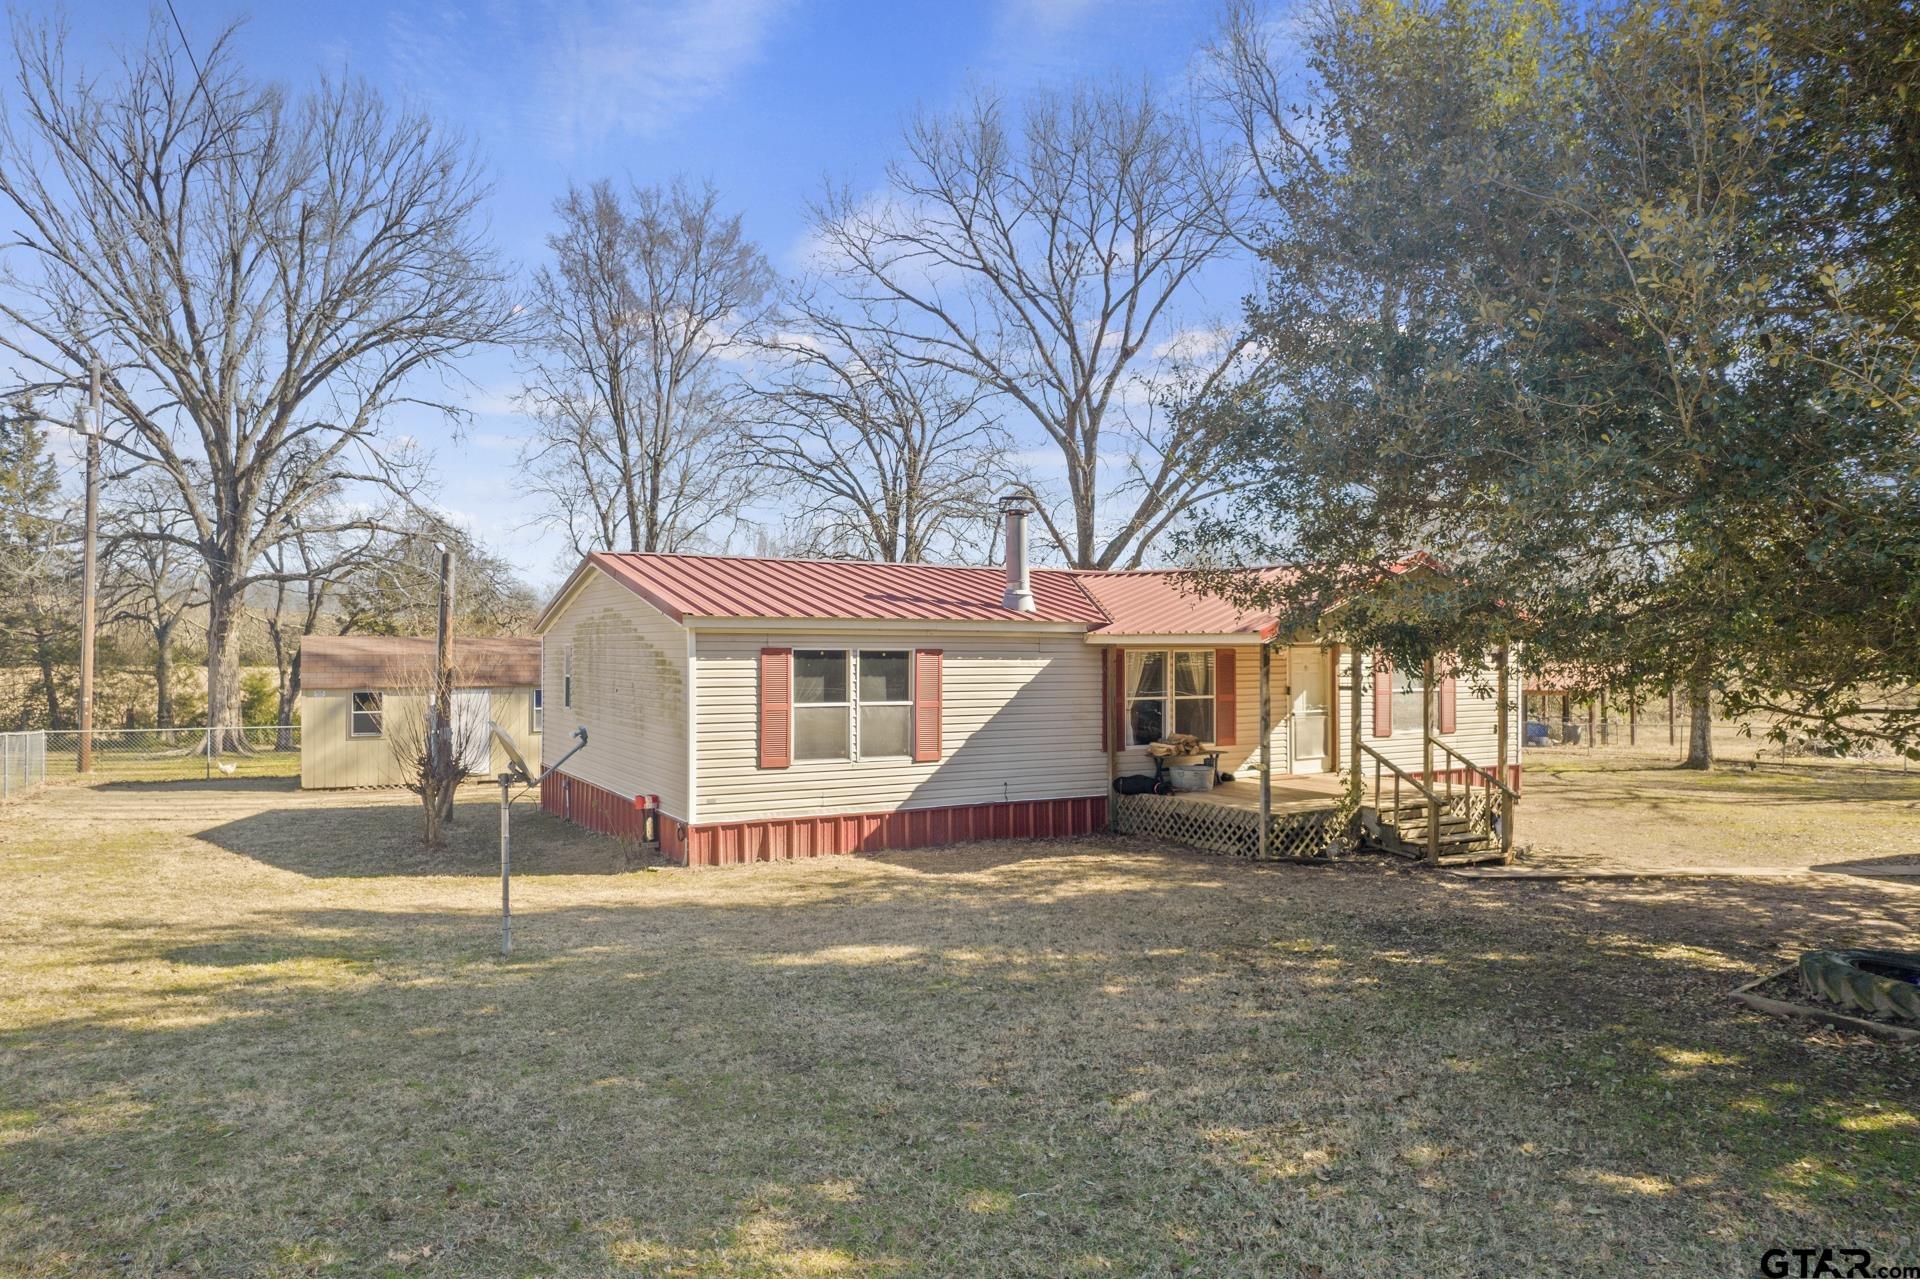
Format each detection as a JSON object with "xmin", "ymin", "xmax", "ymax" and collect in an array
[{"xmin": 56, "ymin": 0, "xmax": 1242, "ymax": 590}]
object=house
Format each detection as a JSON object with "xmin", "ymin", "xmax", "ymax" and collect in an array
[
  {"xmin": 297, "ymin": 635, "xmax": 544, "ymax": 789},
  {"xmin": 532, "ymin": 500, "xmax": 1523, "ymax": 866}
]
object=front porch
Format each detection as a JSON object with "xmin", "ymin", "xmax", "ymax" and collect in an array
[{"xmin": 1112, "ymin": 773, "xmax": 1351, "ymax": 860}]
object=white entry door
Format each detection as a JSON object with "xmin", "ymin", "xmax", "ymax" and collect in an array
[
  {"xmin": 1289, "ymin": 647, "xmax": 1330, "ymax": 772},
  {"xmin": 453, "ymin": 689, "xmax": 492, "ymax": 774}
]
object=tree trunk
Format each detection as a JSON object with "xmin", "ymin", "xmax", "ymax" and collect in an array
[
  {"xmin": 34, "ymin": 634, "xmax": 61, "ymax": 727},
  {"xmin": 1681, "ymin": 662, "xmax": 1714, "ymax": 770},
  {"xmin": 204, "ymin": 586, "xmax": 243, "ymax": 750},
  {"xmin": 154, "ymin": 622, "xmax": 174, "ymax": 730}
]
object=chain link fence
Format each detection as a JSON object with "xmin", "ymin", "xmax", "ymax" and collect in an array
[
  {"xmin": 1, "ymin": 731, "xmax": 47, "ymax": 801},
  {"xmin": 37, "ymin": 726, "xmax": 302, "ymax": 781}
]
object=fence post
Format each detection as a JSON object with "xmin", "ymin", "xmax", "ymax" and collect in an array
[{"xmin": 205, "ymin": 726, "xmax": 213, "ymax": 781}]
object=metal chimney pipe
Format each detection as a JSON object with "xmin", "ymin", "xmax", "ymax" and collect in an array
[{"xmin": 1000, "ymin": 494, "xmax": 1036, "ymax": 612}]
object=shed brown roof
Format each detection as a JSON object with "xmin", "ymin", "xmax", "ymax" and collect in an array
[{"xmin": 299, "ymin": 635, "xmax": 541, "ymax": 691}]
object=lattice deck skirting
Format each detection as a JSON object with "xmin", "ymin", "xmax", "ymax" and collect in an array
[{"xmin": 1114, "ymin": 792, "xmax": 1339, "ymax": 860}]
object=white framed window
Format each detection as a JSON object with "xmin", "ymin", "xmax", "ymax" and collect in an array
[
  {"xmin": 532, "ymin": 687, "xmax": 543, "ymax": 735},
  {"xmin": 562, "ymin": 646, "xmax": 573, "ymax": 708},
  {"xmin": 1392, "ymin": 669, "xmax": 1427, "ymax": 734},
  {"xmin": 349, "ymin": 690, "xmax": 383, "ymax": 738},
  {"xmin": 793, "ymin": 649, "xmax": 850, "ymax": 761},
  {"xmin": 858, "ymin": 650, "xmax": 913, "ymax": 758},
  {"xmin": 1126, "ymin": 650, "xmax": 1215, "ymax": 745}
]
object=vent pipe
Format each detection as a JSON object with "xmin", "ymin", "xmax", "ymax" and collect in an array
[{"xmin": 999, "ymin": 493, "xmax": 1036, "ymax": 613}]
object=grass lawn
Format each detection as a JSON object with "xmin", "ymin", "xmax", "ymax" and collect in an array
[
  {"xmin": 1518, "ymin": 748, "xmax": 1920, "ymax": 873},
  {"xmin": 2, "ymin": 778, "xmax": 1917, "ymax": 1277}
]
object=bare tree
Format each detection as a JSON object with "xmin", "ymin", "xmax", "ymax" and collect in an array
[
  {"xmin": 748, "ymin": 291, "xmax": 1015, "ymax": 562},
  {"xmin": 520, "ymin": 178, "xmax": 772, "ymax": 558},
  {"xmin": 101, "ymin": 474, "xmax": 203, "ymax": 729},
  {"xmin": 0, "ymin": 18, "xmax": 518, "ymax": 743},
  {"xmin": 809, "ymin": 83, "xmax": 1250, "ymax": 568},
  {"xmin": 381, "ymin": 655, "xmax": 490, "ymax": 848}
]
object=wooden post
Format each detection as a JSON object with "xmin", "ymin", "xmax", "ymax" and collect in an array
[
  {"xmin": 433, "ymin": 546, "xmax": 455, "ymax": 828},
  {"xmin": 1586, "ymin": 698, "xmax": 1596, "ymax": 749},
  {"xmin": 1258, "ymin": 642, "xmax": 1272, "ymax": 858},
  {"xmin": 76, "ymin": 365, "xmax": 100, "ymax": 773},
  {"xmin": 1496, "ymin": 644, "xmax": 1514, "ymax": 864},
  {"xmin": 1422, "ymin": 657, "xmax": 1438, "ymax": 863},
  {"xmin": 1628, "ymin": 693, "xmax": 1638, "ymax": 746},
  {"xmin": 1599, "ymin": 684, "xmax": 1609, "ymax": 746},
  {"xmin": 1668, "ymin": 688, "xmax": 1677, "ymax": 748},
  {"xmin": 1348, "ymin": 647, "xmax": 1363, "ymax": 798}
]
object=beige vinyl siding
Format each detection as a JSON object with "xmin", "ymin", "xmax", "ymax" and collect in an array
[
  {"xmin": 1336, "ymin": 650, "xmax": 1520, "ymax": 777},
  {"xmin": 1111, "ymin": 645, "xmax": 1293, "ymax": 781},
  {"xmin": 298, "ymin": 686, "xmax": 541, "ymax": 789},
  {"xmin": 693, "ymin": 629, "xmax": 1106, "ymax": 823},
  {"xmin": 539, "ymin": 571, "xmax": 690, "ymax": 817}
]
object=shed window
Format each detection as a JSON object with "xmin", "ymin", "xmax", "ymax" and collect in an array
[
  {"xmin": 349, "ymin": 691, "xmax": 383, "ymax": 738},
  {"xmin": 1126, "ymin": 650, "xmax": 1215, "ymax": 745},
  {"xmin": 562, "ymin": 646, "xmax": 573, "ymax": 708},
  {"xmin": 858, "ymin": 650, "xmax": 913, "ymax": 758},
  {"xmin": 532, "ymin": 687, "xmax": 543, "ymax": 735},
  {"xmin": 793, "ymin": 650, "xmax": 850, "ymax": 761}
]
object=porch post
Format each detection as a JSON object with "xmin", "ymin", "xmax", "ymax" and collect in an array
[
  {"xmin": 1347, "ymin": 645, "xmax": 1362, "ymax": 797},
  {"xmin": 1422, "ymin": 657, "xmax": 1439, "ymax": 863},
  {"xmin": 1258, "ymin": 642, "xmax": 1272, "ymax": 858},
  {"xmin": 1496, "ymin": 644, "xmax": 1514, "ymax": 864}
]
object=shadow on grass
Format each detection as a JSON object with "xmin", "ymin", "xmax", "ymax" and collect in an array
[
  {"xmin": 4, "ymin": 844, "xmax": 1918, "ymax": 1276},
  {"xmin": 195, "ymin": 795, "xmax": 653, "ymax": 878}
]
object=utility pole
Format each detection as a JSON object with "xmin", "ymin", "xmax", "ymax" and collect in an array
[{"xmin": 76, "ymin": 362, "xmax": 101, "ymax": 773}]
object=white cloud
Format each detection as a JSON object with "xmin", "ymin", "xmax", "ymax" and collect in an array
[{"xmin": 384, "ymin": 0, "xmax": 794, "ymax": 154}]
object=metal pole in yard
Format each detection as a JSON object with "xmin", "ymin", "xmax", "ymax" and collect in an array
[
  {"xmin": 76, "ymin": 364, "xmax": 101, "ymax": 773},
  {"xmin": 1668, "ymin": 688, "xmax": 1677, "ymax": 748},
  {"xmin": 205, "ymin": 725, "xmax": 212, "ymax": 781},
  {"xmin": 500, "ymin": 772, "xmax": 513, "ymax": 955}
]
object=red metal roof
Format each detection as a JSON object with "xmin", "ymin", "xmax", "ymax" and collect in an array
[
  {"xmin": 1074, "ymin": 570, "xmax": 1287, "ymax": 639},
  {"xmin": 543, "ymin": 552, "xmax": 1322, "ymax": 638},
  {"xmin": 585, "ymin": 552, "xmax": 1110, "ymax": 626}
]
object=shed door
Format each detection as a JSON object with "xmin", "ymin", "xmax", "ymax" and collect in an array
[{"xmin": 453, "ymin": 689, "xmax": 492, "ymax": 774}]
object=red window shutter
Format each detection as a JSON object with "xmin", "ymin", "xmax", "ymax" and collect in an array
[
  {"xmin": 758, "ymin": 647, "xmax": 791, "ymax": 769},
  {"xmin": 1372, "ymin": 654, "xmax": 1393, "ymax": 738},
  {"xmin": 1100, "ymin": 649, "xmax": 1111, "ymax": 752},
  {"xmin": 1110, "ymin": 648, "xmax": 1127, "ymax": 749},
  {"xmin": 1213, "ymin": 648, "xmax": 1238, "ymax": 745},
  {"xmin": 912, "ymin": 649, "xmax": 943, "ymax": 763},
  {"xmin": 1438, "ymin": 672, "xmax": 1457, "ymax": 735}
]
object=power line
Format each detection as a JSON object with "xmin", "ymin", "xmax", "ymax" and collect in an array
[{"xmin": 162, "ymin": 0, "xmax": 217, "ymax": 118}]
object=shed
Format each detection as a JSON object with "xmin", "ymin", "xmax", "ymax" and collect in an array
[{"xmin": 297, "ymin": 635, "xmax": 543, "ymax": 789}]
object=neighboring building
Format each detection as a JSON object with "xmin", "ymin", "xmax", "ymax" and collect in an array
[
  {"xmin": 297, "ymin": 635, "xmax": 543, "ymax": 789},
  {"xmin": 532, "ymin": 502, "xmax": 1522, "ymax": 865}
]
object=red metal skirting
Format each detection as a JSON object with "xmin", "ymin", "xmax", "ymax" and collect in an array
[
  {"xmin": 1413, "ymin": 764, "xmax": 1523, "ymax": 793},
  {"xmin": 541, "ymin": 769, "xmax": 1105, "ymax": 868}
]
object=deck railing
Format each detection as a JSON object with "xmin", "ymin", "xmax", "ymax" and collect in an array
[
  {"xmin": 1429, "ymin": 737, "xmax": 1518, "ymax": 862},
  {"xmin": 1356, "ymin": 741, "xmax": 1444, "ymax": 860}
]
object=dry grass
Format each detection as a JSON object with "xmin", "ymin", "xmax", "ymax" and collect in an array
[
  {"xmin": 2, "ymin": 779, "xmax": 1917, "ymax": 1277},
  {"xmin": 1520, "ymin": 747, "xmax": 1920, "ymax": 872}
]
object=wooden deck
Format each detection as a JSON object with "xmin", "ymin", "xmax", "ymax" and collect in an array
[
  {"xmin": 1113, "ymin": 772, "xmax": 1349, "ymax": 860},
  {"xmin": 1157, "ymin": 773, "xmax": 1348, "ymax": 816}
]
